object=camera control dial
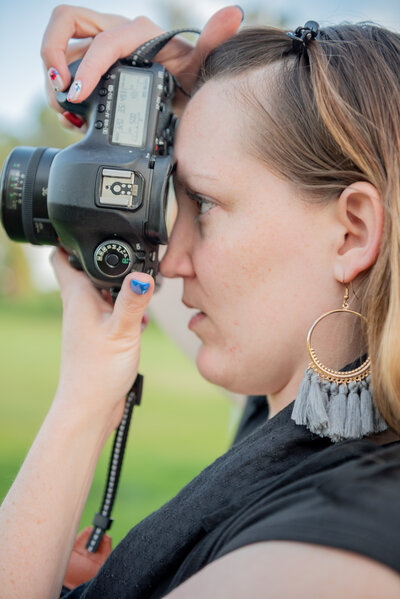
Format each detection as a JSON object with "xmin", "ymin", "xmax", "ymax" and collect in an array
[{"xmin": 94, "ymin": 240, "xmax": 133, "ymax": 278}]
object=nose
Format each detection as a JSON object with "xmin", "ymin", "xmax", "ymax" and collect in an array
[{"xmin": 159, "ymin": 208, "xmax": 196, "ymax": 279}]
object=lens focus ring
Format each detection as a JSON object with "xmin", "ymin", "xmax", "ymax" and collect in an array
[{"xmin": 21, "ymin": 147, "xmax": 47, "ymax": 245}]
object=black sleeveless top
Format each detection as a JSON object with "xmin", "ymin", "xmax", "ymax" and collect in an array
[{"xmin": 62, "ymin": 396, "xmax": 400, "ymax": 598}]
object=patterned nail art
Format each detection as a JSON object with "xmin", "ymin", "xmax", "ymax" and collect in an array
[
  {"xmin": 47, "ymin": 67, "xmax": 64, "ymax": 92},
  {"xmin": 67, "ymin": 80, "xmax": 82, "ymax": 102},
  {"xmin": 130, "ymin": 279, "xmax": 150, "ymax": 295}
]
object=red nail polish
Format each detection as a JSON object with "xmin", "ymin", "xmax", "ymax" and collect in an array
[{"xmin": 62, "ymin": 111, "xmax": 85, "ymax": 128}]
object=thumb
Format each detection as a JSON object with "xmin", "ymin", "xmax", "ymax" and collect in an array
[{"xmin": 109, "ymin": 272, "xmax": 154, "ymax": 338}]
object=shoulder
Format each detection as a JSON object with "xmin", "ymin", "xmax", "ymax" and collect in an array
[{"xmin": 165, "ymin": 541, "xmax": 400, "ymax": 599}]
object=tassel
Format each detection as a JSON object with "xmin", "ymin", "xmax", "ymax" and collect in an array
[
  {"xmin": 360, "ymin": 378, "xmax": 374, "ymax": 436},
  {"xmin": 291, "ymin": 368, "xmax": 389, "ymax": 442},
  {"xmin": 292, "ymin": 368, "xmax": 312, "ymax": 425},
  {"xmin": 366, "ymin": 376, "xmax": 388, "ymax": 433},
  {"xmin": 344, "ymin": 381, "xmax": 362, "ymax": 439},
  {"xmin": 327, "ymin": 383, "xmax": 348, "ymax": 442},
  {"xmin": 305, "ymin": 374, "xmax": 329, "ymax": 435}
]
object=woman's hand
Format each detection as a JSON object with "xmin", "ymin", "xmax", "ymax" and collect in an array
[
  {"xmin": 41, "ymin": 4, "xmax": 244, "ymax": 126},
  {"xmin": 51, "ymin": 248, "xmax": 154, "ymax": 430}
]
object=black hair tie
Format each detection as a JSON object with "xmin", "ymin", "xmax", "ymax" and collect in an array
[{"xmin": 286, "ymin": 20, "xmax": 320, "ymax": 53}]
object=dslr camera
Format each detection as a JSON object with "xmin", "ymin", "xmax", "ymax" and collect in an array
[{"xmin": 0, "ymin": 36, "xmax": 181, "ymax": 291}]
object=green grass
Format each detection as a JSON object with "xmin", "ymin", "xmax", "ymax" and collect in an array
[{"xmin": 0, "ymin": 296, "xmax": 237, "ymax": 547}]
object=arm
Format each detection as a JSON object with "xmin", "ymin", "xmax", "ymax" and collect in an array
[
  {"xmin": 0, "ymin": 250, "xmax": 154, "ymax": 598},
  {"xmin": 165, "ymin": 541, "xmax": 400, "ymax": 599}
]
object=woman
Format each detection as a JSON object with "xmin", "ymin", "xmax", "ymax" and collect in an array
[{"xmin": 1, "ymin": 4, "xmax": 400, "ymax": 598}]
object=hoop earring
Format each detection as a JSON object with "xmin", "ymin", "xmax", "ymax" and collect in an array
[{"xmin": 291, "ymin": 285, "xmax": 388, "ymax": 442}]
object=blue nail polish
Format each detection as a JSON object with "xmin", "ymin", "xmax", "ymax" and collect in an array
[{"xmin": 130, "ymin": 278, "xmax": 150, "ymax": 295}]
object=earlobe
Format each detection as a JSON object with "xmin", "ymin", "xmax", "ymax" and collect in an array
[{"xmin": 333, "ymin": 181, "xmax": 384, "ymax": 283}]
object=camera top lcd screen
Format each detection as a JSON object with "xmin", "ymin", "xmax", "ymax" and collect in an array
[{"xmin": 112, "ymin": 71, "xmax": 152, "ymax": 148}]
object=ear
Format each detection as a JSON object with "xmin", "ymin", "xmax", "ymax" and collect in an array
[{"xmin": 332, "ymin": 181, "xmax": 384, "ymax": 283}]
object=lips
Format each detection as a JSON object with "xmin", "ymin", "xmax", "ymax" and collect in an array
[
  {"xmin": 188, "ymin": 311, "xmax": 207, "ymax": 330},
  {"xmin": 182, "ymin": 298, "xmax": 207, "ymax": 329}
]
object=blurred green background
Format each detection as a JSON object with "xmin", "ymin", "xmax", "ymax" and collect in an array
[
  {"xmin": 0, "ymin": 286, "xmax": 236, "ymax": 545},
  {"xmin": 0, "ymin": 100, "xmax": 237, "ymax": 548},
  {"xmin": 2, "ymin": 0, "xmax": 400, "ymax": 548}
]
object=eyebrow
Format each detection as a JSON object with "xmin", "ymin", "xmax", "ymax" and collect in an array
[{"xmin": 172, "ymin": 166, "xmax": 219, "ymax": 187}]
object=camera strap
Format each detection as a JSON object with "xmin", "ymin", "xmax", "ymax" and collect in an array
[
  {"xmin": 63, "ymin": 374, "xmax": 143, "ymax": 590},
  {"xmin": 127, "ymin": 28, "xmax": 200, "ymax": 67},
  {"xmin": 126, "ymin": 28, "xmax": 201, "ymax": 96}
]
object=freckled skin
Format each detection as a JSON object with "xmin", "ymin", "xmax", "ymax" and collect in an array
[{"xmin": 160, "ymin": 79, "xmax": 344, "ymax": 409}]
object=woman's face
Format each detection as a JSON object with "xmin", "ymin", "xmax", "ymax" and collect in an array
[{"xmin": 160, "ymin": 79, "xmax": 338, "ymax": 397}]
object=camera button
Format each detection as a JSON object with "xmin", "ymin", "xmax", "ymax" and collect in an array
[
  {"xmin": 98, "ymin": 88, "xmax": 108, "ymax": 96},
  {"xmin": 97, "ymin": 104, "xmax": 106, "ymax": 113},
  {"xmin": 105, "ymin": 253, "xmax": 120, "ymax": 267},
  {"xmin": 95, "ymin": 120, "xmax": 104, "ymax": 129}
]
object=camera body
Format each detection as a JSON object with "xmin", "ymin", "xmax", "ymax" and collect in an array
[{"xmin": 0, "ymin": 58, "xmax": 176, "ymax": 289}]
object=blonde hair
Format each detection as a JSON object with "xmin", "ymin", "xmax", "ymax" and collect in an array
[{"xmin": 199, "ymin": 23, "xmax": 400, "ymax": 432}]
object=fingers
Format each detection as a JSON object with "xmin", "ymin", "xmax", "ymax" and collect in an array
[
  {"xmin": 196, "ymin": 5, "xmax": 244, "ymax": 60},
  {"xmin": 59, "ymin": 112, "xmax": 87, "ymax": 131},
  {"xmin": 50, "ymin": 248, "xmax": 104, "ymax": 307},
  {"xmin": 41, "ymin": 5, "xmax": 129, "ymax": 95},
  {"xmin": 110, "ymin": 272, "xmax": 154, "ymax": 339},
  {"xmin": 44, "ymin": 38, "xmax": 93, "ymax": 114},
  {"xmin": 67, "ymin": 17, "xmax": 165, "ymax": 103},
  {"xmin": 42, "ymin": 3, "xmax": 243, "ymax": 118},
  {"xmin": 186, "ymin": 5, "xmax": 244, "ymax": 89}
]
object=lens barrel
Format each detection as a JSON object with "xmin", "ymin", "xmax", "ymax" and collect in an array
[{"xmin": 0, "ymin": 146, "xmax": 60, "ymax": 245}]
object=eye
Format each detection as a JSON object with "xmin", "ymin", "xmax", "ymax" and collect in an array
[{"xmin": 185, "ymin": 189, "xmax": 216, "ymax": 220}]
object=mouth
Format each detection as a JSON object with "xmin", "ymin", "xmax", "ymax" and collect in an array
[
  {"xmin": 182, "ymin": 297, "xmax": 207, "ymax": 329},
  {"xmin": 188, "ymin": 311, "xmax": 207, "ymax": 330}
]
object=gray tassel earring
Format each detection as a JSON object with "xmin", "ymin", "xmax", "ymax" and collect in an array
[{"xmin": 292, "ymin": 285, "xmax": 388, "ymax": 442}]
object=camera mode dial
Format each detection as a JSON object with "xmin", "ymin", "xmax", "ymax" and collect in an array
[{"xmin": 94, "ymin": 240, "xmax": 133, "ymax": 278}]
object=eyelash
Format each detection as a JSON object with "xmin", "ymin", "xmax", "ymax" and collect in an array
[{"xmin": 185, "ymin": 189, "xmax": 215, "ymax": 221}]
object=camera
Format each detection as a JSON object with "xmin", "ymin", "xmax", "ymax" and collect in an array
[{"xmin": 0, "ymin": 55, "xmax": 176, "ymax": 290}]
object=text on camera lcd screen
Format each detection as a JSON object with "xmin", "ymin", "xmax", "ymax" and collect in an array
[{"xmin": 112, "ymin": 71, "xmax": 152, "ymax": 147}]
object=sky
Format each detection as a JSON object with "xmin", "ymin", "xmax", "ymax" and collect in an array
[
  {"xmin": 1, "ymin": 0, "xmax": 400, "ymax": 289},
  {"xmin": 1, "ymin": 0, "xmax": 400, "ymax": 133}
]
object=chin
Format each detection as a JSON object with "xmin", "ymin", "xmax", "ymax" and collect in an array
[
  {"xmin": 195, "ymin": 344, "xmax": 244, "ymax": 393},
  {"xmin": 195, "ymin": 343, "xmax": 274, "ymax": 396}
]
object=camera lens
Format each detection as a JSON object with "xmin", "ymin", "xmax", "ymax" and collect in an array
[{"xmin": 0, "ymin": 146, "xmax": 60, "ymax": 245}]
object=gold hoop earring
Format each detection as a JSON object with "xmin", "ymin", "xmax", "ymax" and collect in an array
[
  {"xmin": 291, "ymin": 286, "xmax": 387, "ymax": 442},
  {"xmin": 307, "ymin": 286, "xmax": 371, "ymax": 384}
]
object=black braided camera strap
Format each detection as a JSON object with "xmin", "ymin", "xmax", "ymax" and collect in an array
[
  {"xmin": 125, "ymin": 28, "xmax": 201, "ymax": 97},
  {"xmin": 85, "ymin": 374, "xmax": 144, "ymax": 552}
]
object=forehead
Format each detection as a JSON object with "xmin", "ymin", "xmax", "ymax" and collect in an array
[{"xmin": 174, "ymin": 80, "xmax": 247, "ymax": 181}]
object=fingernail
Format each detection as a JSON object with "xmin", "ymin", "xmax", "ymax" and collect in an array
[
  {"xmin": 48, "ymin": 67, "xmax": 64, "ymax": 92},
  {"xmin": 235, "ymin": 5, "xmax": 245, "ymax": 23},
  {"xmin": 130, "ymin": 279, "xmax": 150, "ymax": 295},
  {"xmin": 62, "ymin": 111, "xmax": 85, "ymax": 128},
  {"xmin": 67, "ymin": 79, "xmax": 82, "ymax": 102}
]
